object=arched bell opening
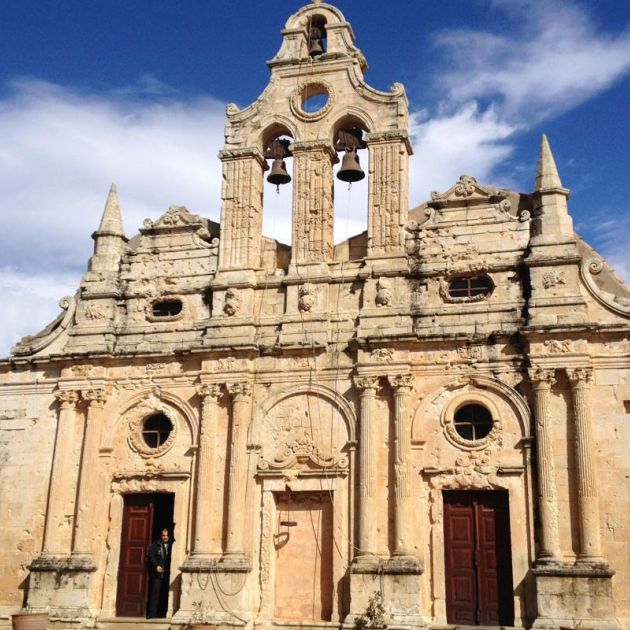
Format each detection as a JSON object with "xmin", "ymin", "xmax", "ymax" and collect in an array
[
  {"xmin": 306, "ymin": 14, "xmax": 327, "ymax": 58},
  {"xmin": 332, "ymin": 116, "xmax": 370, "ymax": 254},
  {"xmin": 262, "ymin": 126, "xmax": 294, "ymax": 248}
]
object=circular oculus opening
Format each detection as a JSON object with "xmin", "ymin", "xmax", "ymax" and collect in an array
[
  {"xmin": 453, "ymin": 404, "xmax": 494, "ymax": 441},
  {"xmin": 142, "ymin": 413, "xmax": 173, "ymax": 449},
  {"xmin": 299, "ymin": 84, "xmax": 330, "ymax": 114}
]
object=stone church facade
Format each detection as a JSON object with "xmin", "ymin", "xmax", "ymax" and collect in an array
[{"xmin": 1, "ymin": 2, "xmax": 629, "ymax": 629}]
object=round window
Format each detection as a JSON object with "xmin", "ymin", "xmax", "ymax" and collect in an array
[
  {"xmin": 453, "ymin": 404, "xmax": 493, "ymax": 441},
  {"xmin": 142, "ymin": 413, "xmax": 173, "ymax": 449},
  {"xmin": 291, "ymin": 81, "xmax": 334, "ymax": 121}
]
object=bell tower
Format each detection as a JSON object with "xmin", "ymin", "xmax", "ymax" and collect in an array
[{"xmin": 216, "ymin": 0, "xmax": 411, "ymax": 279}]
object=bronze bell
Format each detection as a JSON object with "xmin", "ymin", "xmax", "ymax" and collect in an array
[
  {"xmin": 337, "ymin": 148, "xmax": 365, "ymax": 183},
  {"xmin": 267, "ymin": 158, "xmax": 291, "ymax": 187},
  {"xmin": 309, "ymin": 26, "xmax": 324, "ymax": 57}
]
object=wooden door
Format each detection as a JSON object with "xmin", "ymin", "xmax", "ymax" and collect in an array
[
  {"xmin": 274, "ymin": 492, "xmax": 333, "ymax": 621},
  {"xmin": 116, "ymin": 495, "xmax": 154, "ymax": 617},
  {"xmin": 443, "ymin": 491, "xmax": 514, "ymax": 626}
]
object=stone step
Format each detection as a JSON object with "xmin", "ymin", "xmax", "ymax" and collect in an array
[{"xmin": 97, "ymin": 617, "xmax": 172, "ymax": 630}]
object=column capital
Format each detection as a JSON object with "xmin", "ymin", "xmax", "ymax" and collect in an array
[
  {"xmin": 54, "ymin": 389, "xmax": 80, "ymax": 409},
  {"xmin": 83, "ymin": 388, "xmax": 108, "ymax": 408},
  {"xmin": 388, "ymin": 373, "xmax": 414, "ymax": 394},
  {"xmin": 567, "ymin": 367, "xmax": 593, "ymax": 387},
  {"xmin": 354, "ymin": 375, "xmax": 380, "ymax": 394},
  {"xmin": 529, "ymin": 367, "xmax": 556, "ymax": 390},
  {"xmin": 227, "ymin": 382, "xmax": 252, "ymax": 401},
  {"xmin": 197, "ymin": 383, "xmax": 223, "ymax": 402}
]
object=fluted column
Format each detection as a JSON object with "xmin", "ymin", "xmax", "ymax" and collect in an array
[
  {"xmin": 223, "ymin": 382, "xmax": 252, "ymax": 562},
  {"xmin": 388, "ymin": 374, "xmax": 414, "ymax": 557},
  {"xmin": 354, "ymin": 376, "xmax": 379, "ymax": 560},
  {"xmin": 73, "ymin": 388, "xmax": 107, "ymax": 557},
  {"xmin": 42, "ymin": 390, "xmax": 80, "ymax": 555},
  {"xmin": 529, "ymin": 368, "xmax": 561, "ymax": 561},
  {"xmin": 291, "ymin": 141, "xmax": 336, "ymax": 264},
  {"xmin": 568, "ymin": 368, "xmax": 603, "ymax": 562},
  {"xmin": 193, "ymin": 384, "xmax": 222, "ymax": 557},
  {"xmin": 218, "ymin": 148, "xmax": 265, "ymax": 270}
]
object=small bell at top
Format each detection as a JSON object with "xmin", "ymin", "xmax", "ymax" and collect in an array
[
  {"xmin": 337, "ymin": 148, "xmax": 365, "ymax": 183},
  {"xmin": 309, "ymin": 26, "xmax": 324, "ymax": 57}
]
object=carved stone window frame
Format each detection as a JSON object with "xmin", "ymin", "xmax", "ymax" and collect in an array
[
  {"xmin": 290, "ymin": 81, "xmax": 335, "ymax": 122},
  {"xmin": 441, "ymin": 392, "xmax": 502, "ymax": 451},
  {"xmin": 439, "ymin": 273, "xmax": 494, "ymax": 304},
  {"xmin": 128, "ymin": 404, "xmax": 180, "ymax": 458},
  {"xmin": 145, "ymin": 296, "xmax": 186, "ymax": 323}
]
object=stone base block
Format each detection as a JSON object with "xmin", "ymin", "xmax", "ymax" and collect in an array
[
  {"xmin": 533, "ymin": 563, "xmax": 618, "ymax": 630},
  {"xmin": 174, "ymin": 560, "xmax": 251, "ymax": 627},
  {"xmin": 26, "ymin": 555, "xmax": 97, "ymax": 622},
  {"xmin": 347, "ymin": 557, "xmax": 427, "ymax": 629}
]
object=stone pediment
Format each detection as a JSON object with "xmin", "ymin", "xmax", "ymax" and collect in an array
[
  {"xmin": 429, "ymin": 175, "xmax": 507, "ymax": 208},
  {"xmin": 141, "ymin": 205, "xmax": 205, "ymax": 234}
]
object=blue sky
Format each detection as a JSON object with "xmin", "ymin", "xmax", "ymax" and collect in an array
[{"xmin": 0, "ymin": 0, "xmax": 629, "ymax": 355}]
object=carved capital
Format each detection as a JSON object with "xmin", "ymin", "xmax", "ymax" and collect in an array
[
  {"xmin": 354, "ymin": 376, "xmax": 379, "ymax": 394},
  {"xmin": 567, "ymin": 367, "xmax": 593, "ymax": 388},
  {"xmin": 54, "ymin": 389, "xmax": 80, "ymax": 409},
  {"xmin": 529, "ymin": 368, "xmax": 556, "ymax": 390},
  {"xmin": 227, "ymin": 382, "xmax": 252, "ymax": 401},
  {"xmin": 197, "ymin": 383, "xmax": 223, "ymax": 402},
  {"xmin": 388, "ymin": 374, "xmax": 414, "ymax": 394},
  {"xmin": 83, "ymin": 388, "xmax": 108, "ymax": 408}
]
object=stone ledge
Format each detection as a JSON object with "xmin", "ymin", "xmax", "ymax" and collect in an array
[
  {"xmin": 350, "ymin": 555, "xmax": 423, "ymax": 575},
  {"xmin": 533, "ymin": 560, "xmax": 614, "ymax": 578},
  {"xmin": 29, "ymin": 554, "xmax": 97, "ymax": 572}
]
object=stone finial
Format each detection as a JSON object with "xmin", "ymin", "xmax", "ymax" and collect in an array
[
  {"xmin": 535, "ymin": 134, "xmax": 564, "ymax": 192},
  {"xmin": 97, "ymin": 183, "xmax": 125, "ymax": 237}
]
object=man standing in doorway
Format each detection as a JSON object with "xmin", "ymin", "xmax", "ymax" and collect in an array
[{"xmin": 146, "ymin": 528, "xmax": 172, "ymax": 618}]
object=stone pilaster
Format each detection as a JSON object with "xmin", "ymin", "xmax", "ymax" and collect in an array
[
  {"xmin": 192, "ymin": 383, "xmax": 222, "ymax": 558},
  {"xmin": 365, "ymin": 131, "xmax": 411, "ymax": 259},
  {"xmin": 529, "ymin": 368, "xmax": 562, "ymax": 562},
  {"xmin": 354, "ymin": 375, "xmax": 379, "ymax": 562},
  {"xmin": 567, "ymin": 368, "xmax": 605, "ymax": 563},
  {"xmin": 290, "ymin": 140, "xmax": 336, "ymax": 265},
  {"xmin": 223, "ymin": 382, "xmax": 253, "ymax": 565},
  {"xmin": 388, "ymin": 374, "xmax": 414, "ymax": 557},
  {"xmin": 42, "ymin": 390, "xmax": 80, "ymax": 556},
  {"xmin": 73, "ymin": 388, "xmax": 108, "ymax": 559},
  {"xmin": 218, "ymin": 148, "xmax": 265, "ymax": 270}
]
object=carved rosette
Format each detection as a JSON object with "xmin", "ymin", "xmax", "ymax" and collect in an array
[
  {"xmin": 375, "ymin": 278, "xmax": 393, "ymax": 307},
  {"xmin": 223, "ymin": 288, "xmax": 241, "ymax": 317},
  {"xmin": 298, "ymin": 283, "xmax": 316, "ymax": 312}
]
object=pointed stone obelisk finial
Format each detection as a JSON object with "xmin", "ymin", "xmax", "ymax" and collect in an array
[
  {"xmin": 97, "ymin": 183, "xmax": 125, "ymax": 236},
  {"xmin": 535, "ymin": 134, "xmax": 564, "ymax": 192}
]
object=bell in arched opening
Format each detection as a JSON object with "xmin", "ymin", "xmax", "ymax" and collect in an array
[
  {"xmin": 335, "ymin": 127, "xmax": 366, "ymax": 183},
  {"xmin": 264, "ymin": 138, "xmax": 292, "ymax": 191}
]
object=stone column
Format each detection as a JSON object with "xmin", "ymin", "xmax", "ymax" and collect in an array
[
  {"xmin": 73, "ymin": 388, "xmax": 107, "ymax": 558},
  {"xmin": 223, "ymin": 382, "xmax": 252, "ymax": 563},
  {"xmin": 42, "ymin": 390, "xmax": 80, "ymax": 556},
  {"xmin": 290, "ymin": 140, "xmax": 336, "ymax": 265},
  {"xmin": 354, "ymin": 376, "xmax": 379, "ymax": 560},
  {"xmin": 365, "ymin": 131, "xmax": 411, "ymax": 258},
  {"xmin": 568, "ymin": 368, "xmax": 603, "ymax": 562},
  {"xmin": 388, "ymin": 374, "xmax": 414, "ymax": 557},
  {"xmin": 218, "ymin": 148, "xmax": 265, "ymax": 270},
  {"xmin": 529, "ymin": 368, "xmax": 561, "ymax": 561},
  {"xmin": 193, "ymin": 384, "xmax": 222, "ymax": 557}
]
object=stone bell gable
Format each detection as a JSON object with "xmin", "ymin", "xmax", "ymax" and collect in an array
[{"xmin": 1, "ymin": 2, "xmax": 630, "ymax": 630}]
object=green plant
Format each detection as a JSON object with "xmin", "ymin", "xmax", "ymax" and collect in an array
[{"xmin": 356, "ymin": 590, "xmax": 387, "ymax": 629}]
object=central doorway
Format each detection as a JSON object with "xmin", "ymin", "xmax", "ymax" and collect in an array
[
  {"xmin": 115, "ymin": 493, "xmax": 174, "ymax": 618},
  {"xmin": 443, "ymin": 490, "xmax": 514, "ymax": 626},
  {"xmin": 274, "ymin": 491, "xmax": 333, "ymax": 621}
]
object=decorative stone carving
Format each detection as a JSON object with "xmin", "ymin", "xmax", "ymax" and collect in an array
[
  {"xmin": 83, "ymin": 388, "xmax": 108, "ymax": 408},
  {"xmin": 125, "ymin": 391, "xmax": 179, "ymax": 458},
  {"xmin": 450, "ymin": 452, "xmax": 494, "ymax": 489},
  {"xmin": 375, "ymin": 278, "xmax": 393, "ymax": 307},
  {"xmin": 544, "ymin": 339, "xmax": 571, "ymax": 353},
  {"xmin": 370, "ymin": 348, "xmax": 394, "ymax": 363},
  {"xmin": 54, "ymin": 389, "xmax": 80, "ymax": 408},
  {"xmin": 298, "ymin": 283, "xmax": 316, "ymax": 312},
  {"xmin": 142, "ymin": 205, "xmax": 204, "ymax": 231},
  {"xmin": 542, "ymin": 269, "xmax": 566, "ymax": 289},
  {"xmin": 223, "ymin": 288, "xmax": 241, "ymax": 316}
]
